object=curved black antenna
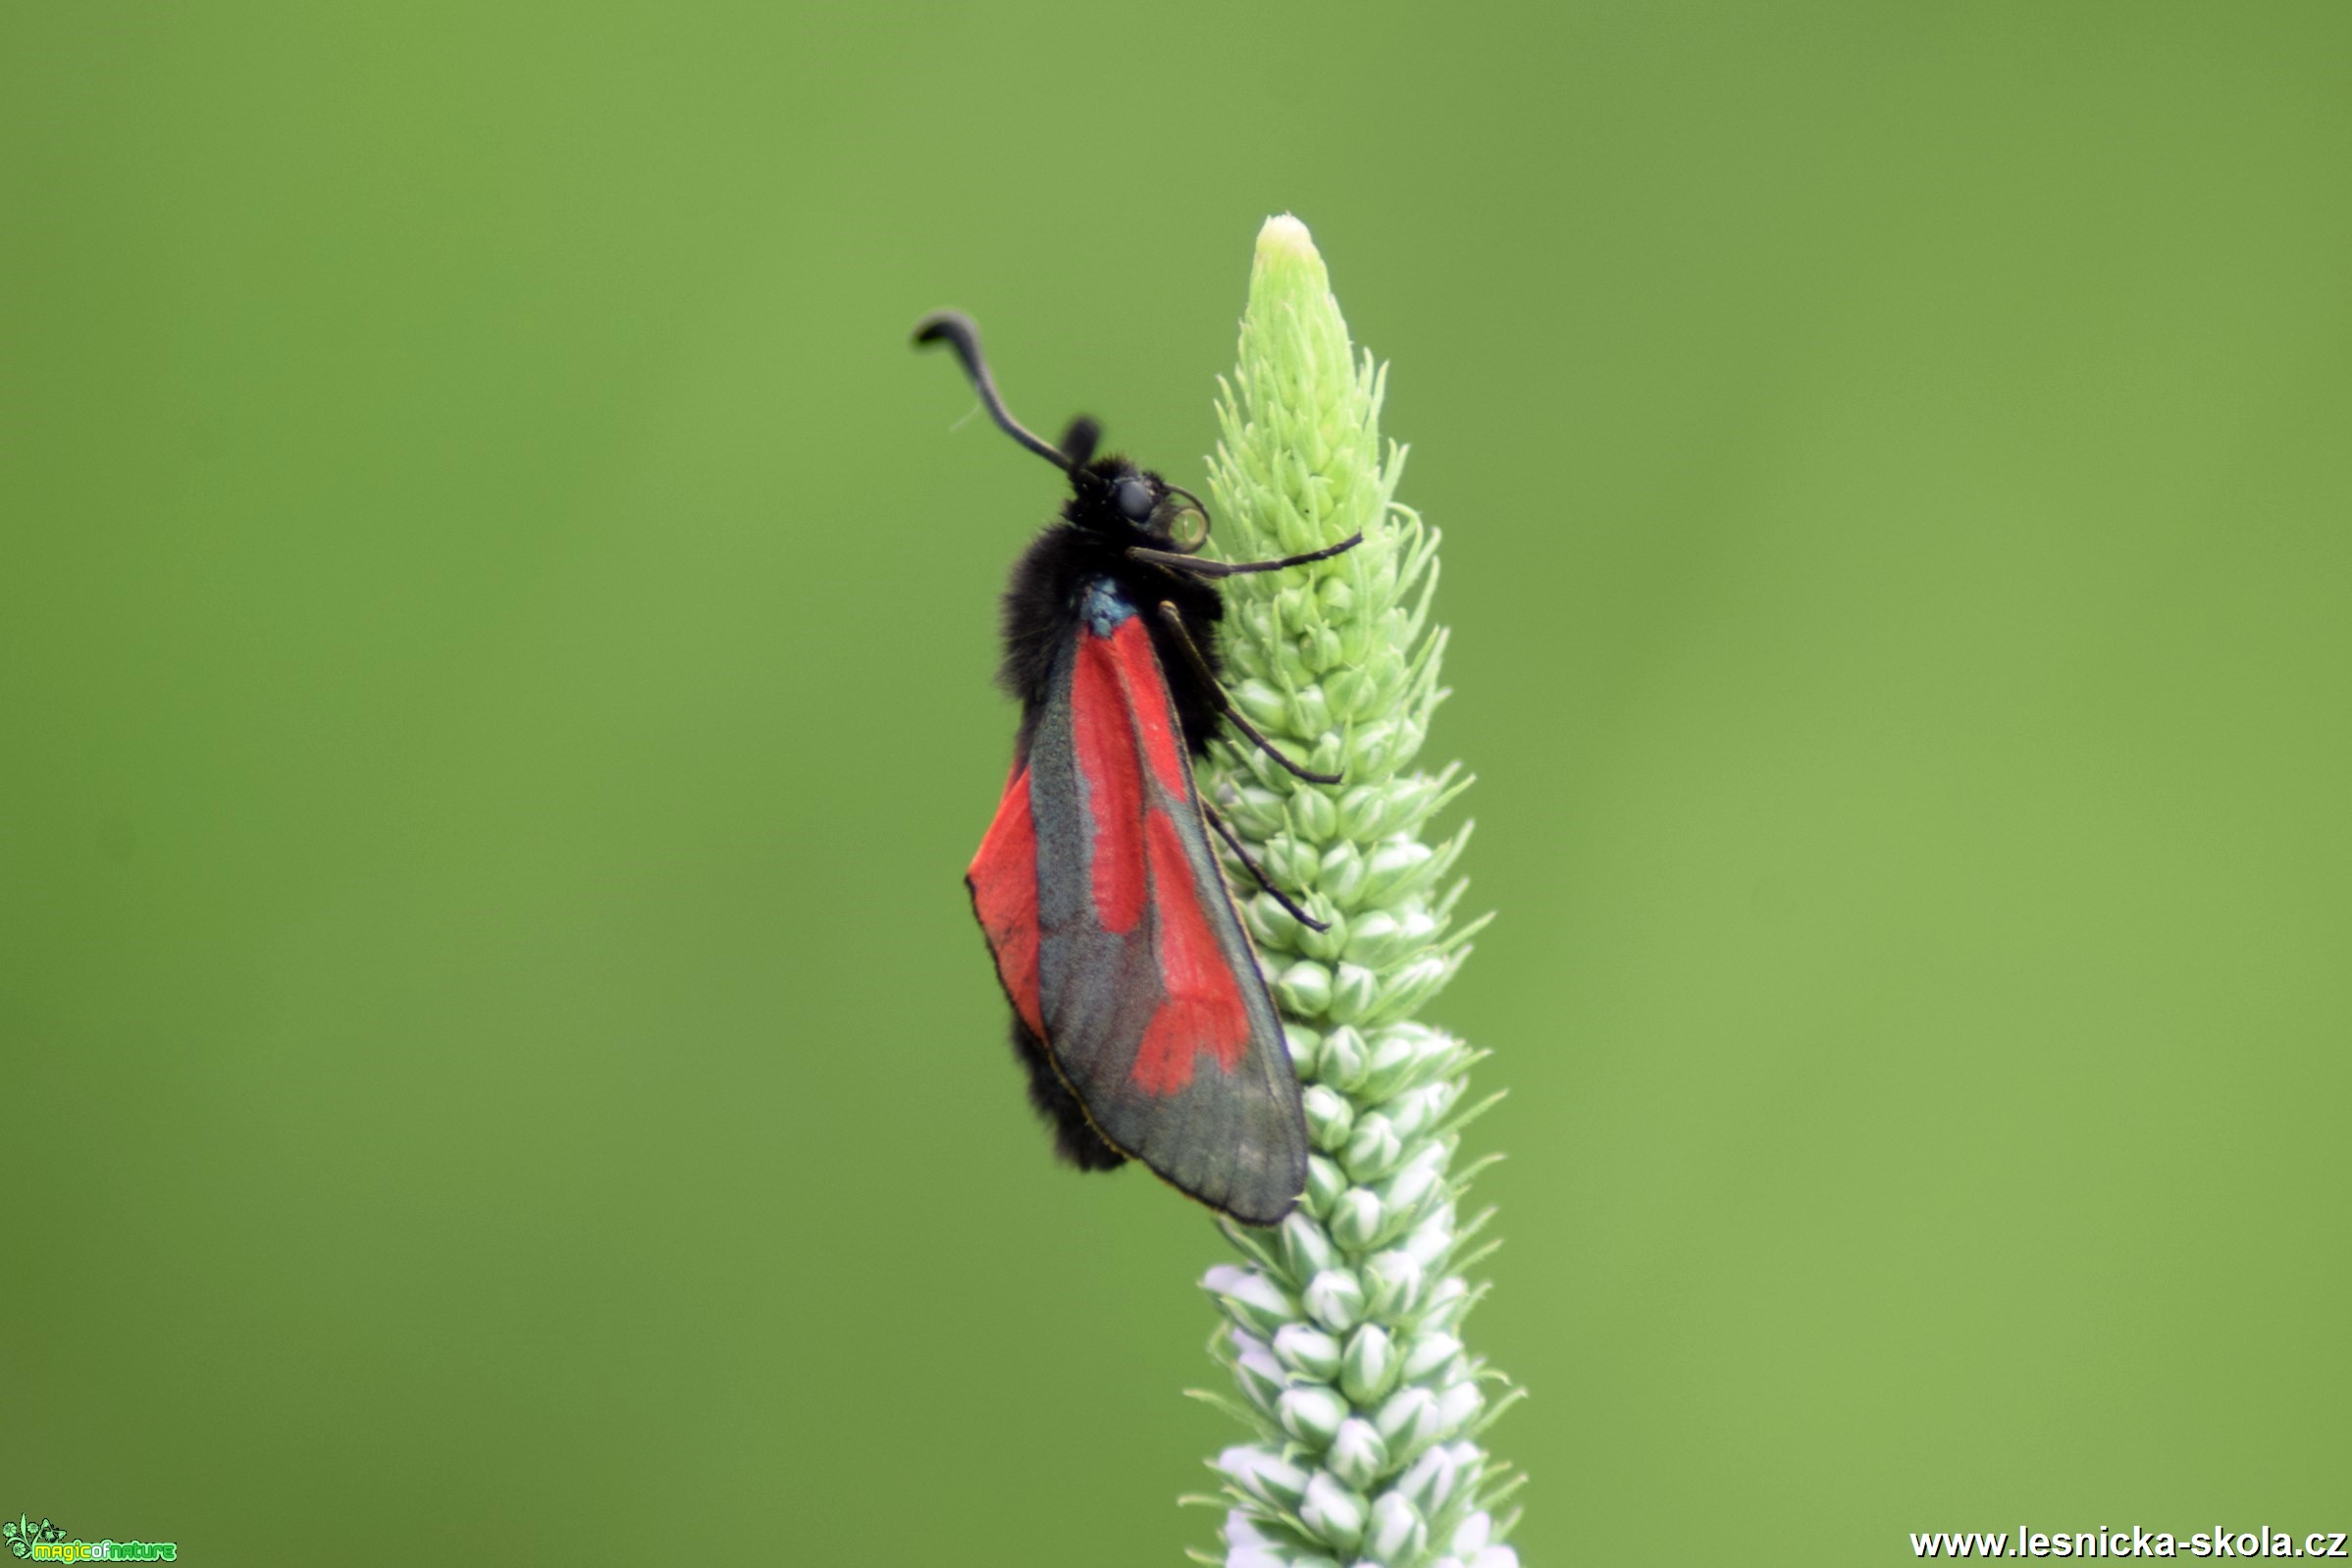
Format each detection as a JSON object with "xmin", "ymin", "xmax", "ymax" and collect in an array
[{"xmin": 913, "ymin": 310, "xmax": 1072, "ymax": 472}]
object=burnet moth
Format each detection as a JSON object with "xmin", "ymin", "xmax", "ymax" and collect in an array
[{"xmin": 916, "ymin": 311, "xmax": 1362, "ymax": 1227}]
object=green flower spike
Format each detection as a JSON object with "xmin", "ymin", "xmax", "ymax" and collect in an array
[{"xmin": 1186, "ymin": 216, "xmax": 1524, "ymax": 1568}]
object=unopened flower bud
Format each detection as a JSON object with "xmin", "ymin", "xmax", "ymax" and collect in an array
[
  {"xmin": 1298, "ymin": 1472, "xmax": 1368, "ymax": 1556},
  {"xmin": 1436, "ymin": 1378, "xmax": 1484, "ymax": 1437},
  {"xmin": 1289, "ymin": 684, "xmax": 1333, "ymax": 738},
  {"xmin": 1341, "ymin": 1113, "xmax": 1405, "ymax": 1183},
  {"xmin": 1228, "ymin": 1511, "xmax": 1326, "ymax": 1568},
  {"xmin": 1272, "ymin": 584, "xmax": 1311, "ymax": 638},
  {"xmin": 1282, "ymin": 1022, "xmax": 1323, "ymax": 1078},
  {"xmin": 1364, "ymin": 1491, "xmax": 1428, "ymax": 1565},
  {"xmin": 1373, "ymin": 1385, "xmax": 1442, "ymax": 1453},
  {"xmin": 1291, "ymin": 785, "xmax": 1338, "ymax": 841},
  {"xmin": 1302, "ymin": 1085, "xmax": 1355, "ymax": 1152},
  {"xmin": 1301, "ymin": 623, "xmax": 1343, "ymax": 675},
  {"xmin": 1374, "ymin": 953, "xmax": 1450, "ymax": 1019},
  {"xmin": 1316, "ymin": 1025, "xmax": 1367, "ymax": 1090},
  {"xmin": 1418, "ymin": 1275, "xmax": 1471, "ymax": 1332},
  {"xmin": 1233, "ymin": 678, "xmax": 1288, "ymax": 730},
  {"xmin": 1229, "ymin": 1333, "xmax": 1288, "ymax": 1414},
  {"xmin": 1265, "ymin": 834, "xmax": 1320, "ymax": 892},
  {"xmin": 1393, "ymin": 1443, "xmax": 1458, "ymax": 1514},
  {"xmin": 1303, "ymin": 1154, "xmax": 1346, "ymax": 1219},
  {"xmin": 1384, "ymin": 1081, "xmax": 1442, "ymax": 1141},
  {"xmin": 1278, "ymin": 1384, "xmax": 1347, "ymax": 1448},
  {"xmin": 1326, "ymin": 962, "xmax": 1380, "ymax": 1024},
  {"xmin": 1302, "ymin": 1268, "xmax": 1366, "ymax": 1333},
  {"xmin": 1247, "ymin": 890, "xmax": 1307, "ymax": 950},
  {"xmin": 1346, "ymin": 719, "xmax": 1396, "ymax": 775},
  {"xmin": 1377, "ymin": 1147, "xmax": 1446, "ymax": 1229},
  {"xmin": 1339, "ymin": 1322, "xmax": 1397, "ymax": 1404},
  {"xmin": 1335, "ymin": 783, "xmax": 1385, "ymax": 840},
  {"xmin": 1224, "ymin": 781, "xmax": 1287, "ymax": 837},
  {"xmin": 1362, "ymin": 1249, "xmax": 1426, "ymax": 1322},
  {"xmin": 1376, "ymin": 775, "xmax": 1439, "ymax": 838},
  {"xmin": 1279, "ymin": 1211, "xmax": 1336, "ymax": 1281},
  {"xmin": 1401, "ymin": 1330, "xmax": 1465, "ymax": 1383},
  {"xmin": 1330, "ymin": 1187, "xmax": 1385, "ymax": 1251},
  {"xmin": 1217, "ymin": 1445, "xmax": 1310, "ymax": 1510},
  {"xmin": 1400, "ymin": 1205, "xmax": 1455, "ymax": 1270},
  {"xmin": 1362, "ymin": 838, "xmax": 1434, "ymax": 904},
  {"xmin": 1354, "ymin": 1027, "xmax": 1426, "ymax": 1101},
  {"xmin": 1204, "ymin": 1265, "xmax": 1300, "ymax": 1339},
  {"xmin": 1342, "ymin": 910, "xmax": 1406, "ymax": 968},
  {"xmin": 1322, "ymin": 663, "xmax": 1375, "ymax": 723},
  {"xmin": 1325, "ymin": 1416, "xmax": 1388, "ymax": 1491},
  {"xmin": 1296, "ymin": 908, "xmax": 1348, "ymax": 964},
  {"xmin": 1276, "ymin": 960, "xmax": 1333, "ymax": 1018},
  {"xmin": 1272, "ymin": 1323, "xmax": 1342, "ymax": 1383}
]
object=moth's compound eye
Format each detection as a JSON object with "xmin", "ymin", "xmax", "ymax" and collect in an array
[{"xmin": 1115, "ymin": 476, "xmax": 1156, "ymax": 523}]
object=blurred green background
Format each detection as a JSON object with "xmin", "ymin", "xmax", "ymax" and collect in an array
[{"xmin": 6, "ymin": 3, "xmax": 2347, "ymax": 1563}]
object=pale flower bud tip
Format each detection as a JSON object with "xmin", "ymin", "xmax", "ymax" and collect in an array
[{"xmin": 1258, "ymin": 213, "xmax": 1318, "ymax": 261}]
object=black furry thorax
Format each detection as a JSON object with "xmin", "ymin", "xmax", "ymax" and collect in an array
[{"xmin": 995, "ymin": 447, "xmax": 1229, "ymax": 759}]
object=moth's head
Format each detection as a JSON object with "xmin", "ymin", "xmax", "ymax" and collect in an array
[
  {"xmin": 911, "ymin": 310, "xmax": 1212, "ymax": 554},
  {"xmin": 1059, "ymin": 419, "xmax": 1211, "ymax": 555}
]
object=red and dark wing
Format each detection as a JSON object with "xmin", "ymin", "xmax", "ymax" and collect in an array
[
  {"xmin": 967, "ymin": 581, "xmax": 1307, "ymax": 1225},
  {"xmin": 969, "ymin": 761, "xmax": 1046, "ymax": 1041}
]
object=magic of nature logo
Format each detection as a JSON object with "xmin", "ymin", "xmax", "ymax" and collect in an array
[{"xmin": 3, "ymin": 1516, "xmax": 177, "ymax": 1562}]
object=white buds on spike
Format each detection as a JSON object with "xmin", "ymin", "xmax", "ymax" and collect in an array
[
  {"xmin": 1272, "ymin": 1323, "xmax": 1343, "ymax": 1383},
  {"xmin": 1302, "ymin": 1269, "xmax": 1366, "ymax": 1333},
  {"xmin": 1205, "ymin": 1265, "xmax": 1301, "ymax": 1340},
  {"xmin": 1302, "ymin": 1085, "xmax": 1356, "ymax": 1152},
  {"xmin": 1279, "ymin": 1384, "xmax": 1348, "ymax": 1449},
  {"xmin": 1217, "ymin": 1447, "xmax": 1311, "ymax": 1511},
  {"xmin": 1338, "ymin": 1323, "xmax": 1398, "ymax": 1405},
  {"xmin": 1194, "ymin": 217, "xmax": 1517, "ymax": 1568},
  {"xmin": 1364, "ymin": 1491, "xmax": 1429, "ymax": 1565},
  {"xmin": 1325, "ymin": 1416, "xmax": 1388, "ymax": 1491},
  {"xmin": 1298, "ymin": 1472, "xmax": 1369, "ymax": 1556}
]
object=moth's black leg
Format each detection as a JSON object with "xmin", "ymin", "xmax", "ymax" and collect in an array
[
  {"xmin": 1202, "ymin": 801, "xmax": 1330, "ymax": 933},
  {"xmin": 1154, "ymin": 601, "xmax": 1342, "ymax": 786},
  {"xmin": 1128, "ymin": 530, "xmax": 1365, "ymax": 578}
]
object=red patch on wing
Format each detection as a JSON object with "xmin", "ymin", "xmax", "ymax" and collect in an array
[
  {"xmin": 967, "ymin": 766, "xmax": 1043, "ymax": 1035},
  {"xmin": 1128, "ymin": 817, "xmax": 1260, "ymax": 1100},
  {"xmin": 1106, "ymin": 616, "xmax": 1192, "ymax": 796},
  {"xmin": 1129, "ymin": 809, "xmax": 1254, "ymax": 1094},
  {"xmin": 1071, "ymin": 633, "xmax": 1146, "ymax": 934}
]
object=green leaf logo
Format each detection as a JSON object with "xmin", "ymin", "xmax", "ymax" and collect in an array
[{"xmin": 3, "ymin": 1516, "xmax": 68, "ymax": 1556}]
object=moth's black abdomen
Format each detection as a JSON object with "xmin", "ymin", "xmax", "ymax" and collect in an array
[{"xmin": 1008, "ymin": 1014, "xmax": 1126, "ymax": 1172}]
